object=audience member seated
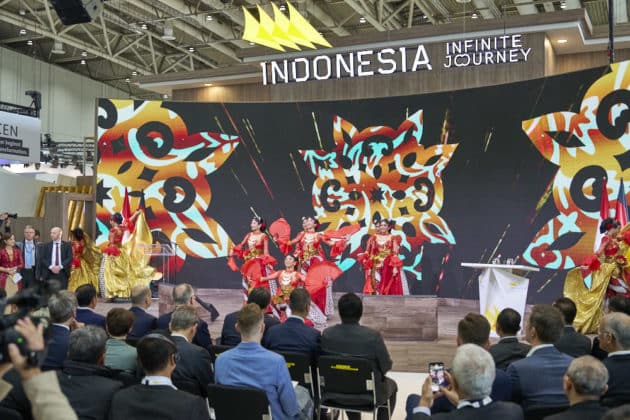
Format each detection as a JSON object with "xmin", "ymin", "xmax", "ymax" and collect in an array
[
  {"xmin": 127, "ymin": 285, "xmax": 158, "ymax": 343},
  {"xmin": 553, "ymin": 297, "xmax": 592, "ymax": 357},
  {"xmin": 599, "ymin": 312, "xmax": 630, "ymax": 407},
  {"xmin": 104, "ymin": 308, "xmax": 137, "ymax": 374},
  {"xmin": 221, "ymin": 287, "xmax": 280, "ymax": 346},
  {"xmin": 321, "ymin": 293, "xmax": 397, "ymax": 420},
  {"xmin": 489, "ymin": 308, "xmax": 531, "ymax": 370},
  {"xmin": 507, "ymin": 304, "xmax": 573, "ymax": 411},
  {"xmin": 406, "ymin": 313, "xmax": 512, "ymax": 418},
  {"xmin": 157, "ymin": 284, "xmax": 213, "ymax": 351},
  {"xmin": 109, "ymin": 334, "xmax": 211, "ymax": 420},
  {"xmin": 169, "ymin": 305, "xmax": 214, "ymax": 397},
  {"xmin": 262, "ymin": 288, "xmax": 320, "ymax": 358},
  {"xmin": 74, "ymin": 284, "xmax": 106, "ymax": 328},
  {"xmin": 593, "ymin": 297, "xmax": 630, "ymax": 360},
  {"xmin": 42, "ymin": 292, "xmax": 78, "ymax": 371},
  {"xmin": 543, "ymin": 356, "xmax": 609, "ymax": 420},
  {"xmin": 215, "ymin": 303, "xmax": 309, "ymax": 419},
  {"xmin": 57, "ymin": 326, "xmax": 124, "ymax": 420},
  {"xmin": 411, "ymin": 344, "xmax": 524, "ymax": 420}
]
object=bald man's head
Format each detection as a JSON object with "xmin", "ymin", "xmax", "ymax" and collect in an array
[
  {"xmin": 50, "ymin": 227, "xmax": 63, "ymax": 241},
  {"xmin": 130, "ymin": 285, "xmax": 151, "ymax": 306},
  {"xmin": 172, "ymin": 283, "xmax": 194, "ymax": 305}
]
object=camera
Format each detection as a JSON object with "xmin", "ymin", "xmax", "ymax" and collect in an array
[{"xmin": 6, "ymin": 213, "xmax": 17, "ymax": 219}]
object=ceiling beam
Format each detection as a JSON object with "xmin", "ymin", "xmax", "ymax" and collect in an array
[{"xmin": 512, "ymin": 0, "xmax": 539, "ymax": 15}]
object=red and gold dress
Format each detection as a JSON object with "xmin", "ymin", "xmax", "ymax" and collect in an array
[
  {"xmin": 67, "ymin": 235, "xmax": 102, "ymax": 292},
  {"xmin": 361, "ymin": 233, "xmax": 406, "ymax": 295},
  {"xmin": 294, "ymin": 231, "xmax": 335, "ymax": 318},
  {"xmin": 272, "ymin": 270, "xmax": 304, "ymax": 305},
  {"xmin": 564, "ymin": 233, "xmax": 630, "ymax": 333},
  {"xmin": 232, "ymin": 232, "xmax": 277, "ymax": 301},
  {"xmin": 0, "ymin": 246, "xmax": 23, "ymax": 296}
]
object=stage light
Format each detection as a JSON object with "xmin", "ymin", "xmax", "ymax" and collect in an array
[
  {"xmin": 279, "ymin": 4, "xmax": 286, "ymax": 11},
  {"xmin": 132, "ymin": 71, "xmax": 138, "ymax": 76},
  {"xmin": 18, "ymin": 9, "xmax": 26, "ymax": 15},
  {"xmin": 359, "ymin": 16, "xmax": 367, "ymax": 23},
  {"xmin": 557, "ymin": 39, "xmax": 568, "ymax": 44},
  {"xmin": 188, "ymin": 46, "xmax": 195, "ymax": 52},
  {"xmin": 163, "ymin": 94, "xmax": 169, "ymax": 99},
  {"xmin": 161, "ymin": 25, "xmax": 176, "ymax": 41},
  {"xmin": 204, "ymin": 83, "xmax": 213, "ymax": 86},
  {"xmin": 560, "ymin": 1, "xmax": 566, "ymax": 9},
  {"xmin": 471, "ymin": 13, "xmax": 478, "ymax": 19},
  {"xmin": 125, "ymin": 78, "xmax": 131, "ymax": 83},
  {"xmin": 206, "ymin": 14, "xmax": 213, "ymax": 21},
  {"xmin": 141, "ymin": 23, "xmax": 148, "ymax": 30},
  {"xmin": 249, "ymin": 42, "xmax": 255, "ymax": 46},
  {"xmin": 18, "ymin": 28, "xmax": 26, "ymax": 35},
  {"xmin": 80, "ymin": 59, "xmax": 86, "ymax": 65},
  {"xmin": 81, "ymin": 51, "xmax": 88, "ymax": 57},
  {"xmin": 26, "ymin": 40, "xmax": 33, "ymax": 46}
]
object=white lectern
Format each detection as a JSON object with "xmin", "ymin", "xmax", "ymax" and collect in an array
[{"xmin": 461, "ymin": 263, "xmax": 539, "ymax": 337}]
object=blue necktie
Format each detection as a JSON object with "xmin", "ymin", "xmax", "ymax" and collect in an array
[{"xmin": 25, "ymin": 242, "xmax": 33, "ymax": 268}]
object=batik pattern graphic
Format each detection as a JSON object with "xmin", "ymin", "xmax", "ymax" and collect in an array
[
  {"xmin": 96, "ymin": 99, "xmax": 240, "ymax": 269},
  {"xmin": 300, "ymin": 110, "xmax": 458, "ymax": 278},
  {"xmin": 522, "ymin": 61, "xmax": 630, "ymax": 269}
]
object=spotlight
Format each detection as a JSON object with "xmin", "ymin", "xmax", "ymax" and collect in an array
[
  {"xmin": 125, "ymin": 78, "xmax": 131, "ymax": 83},
  {"xmin": 132, "ymin": 71, "xmax": 138, "ymax": 76},
  {"xmin": 26, "ymin": 40, "xmax": 33, "ymax": 46},
  {"xmin": 206, "ymin": 14, "xmax": 213, "ymax": 21},
  {"xmin": 279, "ymin": 4, "xmax": 286, "ymax": 11},
  {"xmin": 204, "ymin": 83, "xmax": 212, "ymax": 86},
  {"xmin": 471, "ymin": 12, "xmax": 478, "ymax": 19},
  {"xmin": 188, "ymin": 46, "xmax": 195, "ymax": 52},
  {"xmin": 161, "ymin": 25, "xmax": 176, "ymax": 41},
  {"xmin": 141, "ymin": 23, "xmax": 148, "ymax": 30},
  {"xmin": 359, "ymin": 16, "xmax": 366, "ymax": 23},
  {"xmin": 18, "ymin": 9, "xmax": 26, "ymax": 15},
  {"xmin": 80, "ymin": 59, "xmax": 86, "ymax": 65},
  {"xmin": 557, "ymin": 39, "xmax": 568, "ymax": 44},
  {"xmin": 162, "ymin": 94, "xmax": 169, "ymax": 99},
  {"xmin": 560, "ymin": 1, "xmax": 566, "ymax": 9},
  {"xmin": 81, "ymin": 51, "xmax": 87, "ymax": 57},
  {"xmin": 18, "ymin": 28, "xmax": 26, "ymax": 35},
  {"xmin": 249, "ymin": 42, "xmax": 255, "ymax": 46},
  {"xmin": 51, "ymin": 41, "xmax": 65, "ymax": 55}
]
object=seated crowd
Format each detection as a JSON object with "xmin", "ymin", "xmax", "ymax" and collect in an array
[{"xmin": 2, "ymin": 282, "xmax": 630, "ymax": 420}]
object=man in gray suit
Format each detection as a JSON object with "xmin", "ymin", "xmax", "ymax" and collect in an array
[{"xmin": 321, "ymin": 293, "xmax": 397, "ymax": 420}]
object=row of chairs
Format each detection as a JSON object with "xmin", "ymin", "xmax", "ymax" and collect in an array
[{"xmin": 210, "ymin": 346, "xmax": 390, "ymax": 420}]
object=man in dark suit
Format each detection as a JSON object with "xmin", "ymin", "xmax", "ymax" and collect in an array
[
  {"xmin": 169, "ymin": 305, "xmax": 214, "ymax": 397},
  {"xmin": 599, "ymin": 312, "xmax": 630, "ymax": 407},
  {"xmin": 109, "ymin": 334, "xmax": 211, "ymax": 420},
  {"xmin": 507, "ymin": 304, "xmax": 573, "ymax": 411},
  {"xmin": 57, "ymin": 326, "xmax": 123, "ymax": 420},
  {"xmin": 489, "ymin": 308, "xmax": 531, "ymax": 370},
  {"xmin": 75, "ymin": 284, "xmax": 106, "ymax": 328},
  {"xmin": 411, "ymin": 344, "xmax": 524, "ymax": 420},
  {"xmin": 36, "ymin": 226, "xmax": 72, "ymax": 290},
  {"xmin": 128, "ymin": 285, "xmax": 158, "ymax": 343},
  {"xmin": 221, "ymin": 287, "xmax": 280, "ymax": 346},
  {"xmin": 263, "ymin": 288, "xmax": 320, "ymax": 357},
  {"xmin": 42, "ymin": 292, "xmax": 78, "ymax": 370},
  {"xmin": 554, "ymin": 297, "xmax": 592, "ymax": 357},
  {"xmin": 18, "ymin": 225, "xmax": 38, "ymax": 289},
  {"xmin": 544, "ymin": 356, "xmax": 609, "ymax": 420},
  {"xmin": 321, "ymin": 293, "xmax": 397, "ymax": 420},
  {"xmin": 592, "ymin": 296, "xmax": 630, "ymax": 360},
  {"xmin": 157, "ymin": 283, "xmax": 213, "ymax": 351},
  {"xmin": 406, "ymin": 313, "xmax": 512, "ymax": 418}
]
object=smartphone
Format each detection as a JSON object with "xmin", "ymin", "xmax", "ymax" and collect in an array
[{"xmin": 428, "ymin": 362, "xmax": 446, "ymax": 392}]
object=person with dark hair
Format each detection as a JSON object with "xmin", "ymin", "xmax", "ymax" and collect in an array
[
  {"xmin": 564, "ymin": 216, "xmax": 630, "ymax": 334},
  {"xmin": 105, "ymin": 308, "xmax": 137, "ymax": 373},
  {"xmin": 128, "ymin": 284, "xmax": 158, "ymax": 342},
  {"xmin": 169, "ymin": 305, "xmax": 214, "ymax": 397},
  {"xmin": 554, "ymin": 297, "xmax": 592, "ymax": 357},
  {"xmin": 489, "ymin": 308, "xmax": 531, "ymax": 369},
  {"xmin": 67, "ymin": 227, "xmax": 101, "ymax": 292},
  {"xmin": 36, "ymin": 226, "xmax": 73, "ymax": 290},
  {"xmin": 42, "ymin": 292, "xmax": 78, "ymax": 370},
  {"xmin": 543, "ymin": 356, "xmax": 609, "ymax": 420},
  {"xmin": 321, "ymin": 293, "xmax": 397, "ymax": 420},
  {"xmin": 75, "ymin": 284, "xmax": 106, "ymax": 328},
  {"xmin": 507, "ymin": 304, "xmax": 573, "ymax": 411},
  {"xmin": 57, "ymin": 326, "xmax": 123, "ymax": 420},
  {"xmin": 109, "ymin": 334, "xmax": 211, "ymax": 420},
  {"xmin": 216, "ymin": 303, "xmax": 307, "ymax": 419},
  {"xmin": 359, "ymin": 219, "xmax": 407, "ymax": 295},
  {"xmin": 593, "ymin": 296, "xmax": 630, "ymax": 360},
  {"xmin": 228, "ymin": 216, "xmax": 276, "ymax": 303},
  {"xmin": 0, "ymin": 232, "xmax": 23, "ymax": 297},
  {"xmin": 220, "ymin": 286, "xmax": 280, "ymax": 345},
  {"xmin": 598, "ymin": 312, "xmax": 630, "ymax": 407},
  {"xmin": 156, "ymin": 283, "xmax": 215, "ymax": 351},
  {"xmin": 263, "ymin": 288, "xmax": 321, "ymax": 357}
]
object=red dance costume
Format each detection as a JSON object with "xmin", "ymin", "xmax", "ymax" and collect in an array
[
  {"xmin": 103, "ymin": 227, "xmax": 124, "ymax": 256},
  {"xmin": 232, "ymin": 232, "xmax": 276, "ymax": 301},
  {"xmin": 71, "ymin": 240, "xmax": 85, "ymax": 268},
  {"xmin": 360, "ymin": 234, "xmax": 406, "ymax": 295},
  {"xmin": 0, "ymin": 246, "xmax": 23, "ymax": 290},
  {"xmin": 599, "ymin": 235, "xmax": 630, "ymax": 299},
  {"xmin": 294, "ymin": 231, "xmax": 335, "ymax": 316}
]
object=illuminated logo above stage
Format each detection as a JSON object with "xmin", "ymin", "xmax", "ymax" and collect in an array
[{"xmin": 242, "ymin": 2, "xmax": 331, "ymax": 52}]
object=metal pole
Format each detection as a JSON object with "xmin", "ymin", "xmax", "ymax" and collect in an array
[{"xmin": 608, "ymin": 0, "xmax": 615, "ymax": 64}]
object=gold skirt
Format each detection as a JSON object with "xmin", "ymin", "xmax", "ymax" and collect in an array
[
  {"xmin": 99, "ymin": 243, "xmax": 154, "ymax": 299},
  {"xmin": 68, "ymin": 254, "xmax": 102, "ymax": 292}
]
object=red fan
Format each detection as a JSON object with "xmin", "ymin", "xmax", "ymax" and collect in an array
[
  {"xmin": 324, "ymin": 224, "xmax": 361, "ymax": 240},
  {"xmin": 241, "ymin": 258, "xmax": 263, "ymax": 285},
  {"xmin": 305, "ymin": 261, "xmax": 342, "ymax": 295},
  {"xmin": 269, "ymin": 218, "xmax": 291, "ymax": 242},
  {"xmin": 227, "ymin": 256, "xmax": 239, "ymax": 272}
]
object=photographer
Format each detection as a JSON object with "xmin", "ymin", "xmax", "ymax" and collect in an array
[
  {"xmin": 0, "ymin": 317, "xmax": 77, "ymax": 420},
  {"xmin": 0, "ymin": 213, "xmax": 16, "ymax": 234}
]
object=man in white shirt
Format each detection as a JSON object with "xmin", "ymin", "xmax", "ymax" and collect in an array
[
  {"xmin": 36, "ymin": 227, "xmax": 72, "ymax": 290},
  {"xmin": 19, "ymin": 225, "xmax": 38, "ymax": 289}
]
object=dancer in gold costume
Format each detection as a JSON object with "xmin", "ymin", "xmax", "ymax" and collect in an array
[{"xmin": 67, "ymin": 228, "xmax": 101, "ymax": 292}]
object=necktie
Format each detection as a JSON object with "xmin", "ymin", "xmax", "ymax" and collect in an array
[
  {"xmin": 54, "ymin": 242, "xmax": 59, "ymax": 267},
  {"xmin": 25, "ymin": 242, "xmax": 33, "ymax": 268}
]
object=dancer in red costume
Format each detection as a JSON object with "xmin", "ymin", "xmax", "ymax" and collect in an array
[
  {"xmin": 360, "ymin": 219, "xmax": 408, "ymax": 295},
  {"xmin": 228, "ymin": 217, "xmax": 277, "ymax": 302}
]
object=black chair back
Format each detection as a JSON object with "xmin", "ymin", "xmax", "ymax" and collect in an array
[
  {"xmin": 318, "ymin": 355, "xmax": 375, "ymax": 395},
  {"xmin": 207, "ymin": 383, "xmax": 271, "ymax": 420},
  {"xmin": 212, "ymin": 344, "xmax": 234, "ymax": 363},
  {"xmin": 276, "ymin": 351, "xmax": 315, "ymax": 395},
  {"xmin": 524, "ymin": 405, "xmax": 569, "ymax": 420}
]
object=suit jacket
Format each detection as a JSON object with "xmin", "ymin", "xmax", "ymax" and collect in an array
[
  {"xmin": 17, "ymin": 240, "xmax": 38, "ymax": 269},
  {"xmin": 412, "ymin": 401, "xmax": 524, "ymax": 420},
  {"xmin": 555, "ymin": 326, "xmax": 591, "ymax": 358},
  {"xmin": 157, "ymin": 311, "xmax": 213, "ymax": 351},
  {"xmin": 42, "ymin": 325, "xmax": 71, "ymax": 371},
  {"xmin": 76, "ymin": 307, "xmax": 106, "ymax": 329},
  {"xmin": 507, "ymin": 345, "xmax": 573, "ymax": 411},
  {"xmin": 321, "ymin": 322, "xmax": 392, "ymax": 400},
  {"xmin": 36, "ymin": 240, "xmax": 72, "ymax": 282},
  {"xmin": 57, "ymin": 360, "xmax": 123, "ymax": 420},
  {"xmin": 171, "ymin": 335, "xmax": 214, "ymax": 397},
  {"xmin": 489, "ymin": 337, "xmax": 531, "ymax": 370},
  {"xmin": 262, "ymin": 316, "xmax": 321, "ymax": 358},
  {"xmin": 109, "ymin": 384, "xmax": 211, "ymax": 420},
  {"xmin": 602, "ymin": 353, "xmax": 630, "ymax": 407},
  {"xmin": 220, "ymin": 310, "xmax": 280, "ymax": 346},
  {"xmin": 128, "ymin": 306, "xmax": 158, "ymax": 341},
  {"xmin": 543, "ymin": 400, "xmax": 608, "ymax": 420}
]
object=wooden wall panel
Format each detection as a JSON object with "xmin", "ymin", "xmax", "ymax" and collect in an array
[{"xmin": 553, "ymin": 47, "xmax": 630, "ymax": 74}]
